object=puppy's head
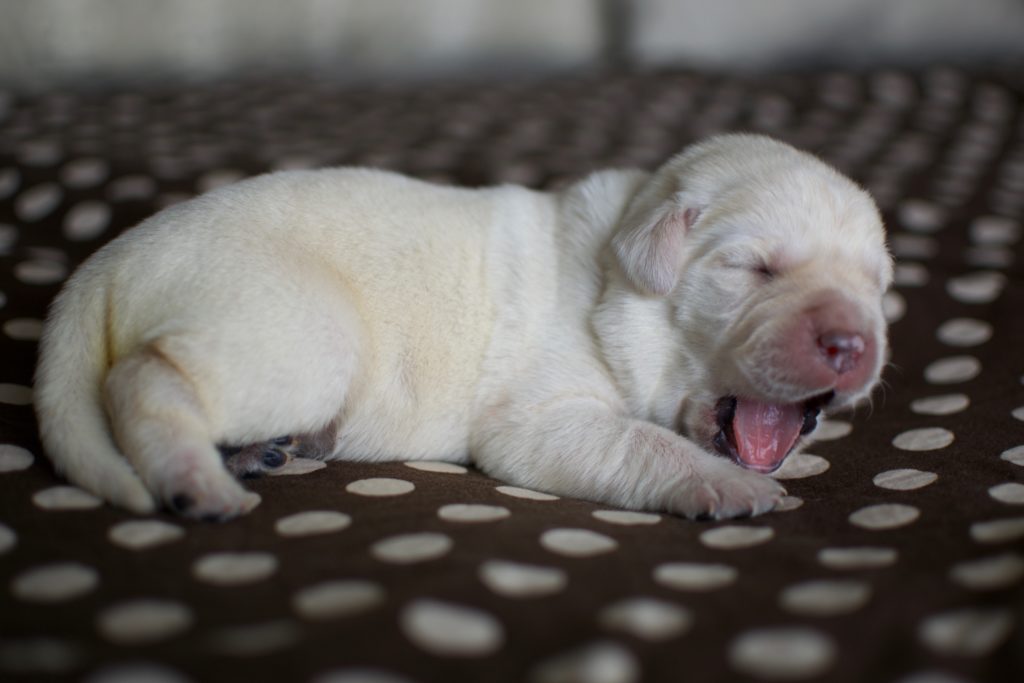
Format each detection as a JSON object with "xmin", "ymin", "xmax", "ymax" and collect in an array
[{"xmin": 612, "ymin": 134, "xmax": 892, "ymax": 473}]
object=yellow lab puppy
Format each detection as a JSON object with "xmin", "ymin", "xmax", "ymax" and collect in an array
[{"xmin": 35, "ymin": 134, "xmax": 891, "ymax": 520}]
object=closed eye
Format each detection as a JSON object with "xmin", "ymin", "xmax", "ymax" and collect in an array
[{"xmin": 750, "ymin": 261, "xmax": 775, "ymax": 280}]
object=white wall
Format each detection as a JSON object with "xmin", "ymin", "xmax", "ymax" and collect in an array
[
  {"xmin": 630, "ymin": 0, "xmax": 1024, "ymax": 69},
  {"xmin": 1, "ymin": 0, "xmax": 1022, "ymax": 90},
  {"xmin": 0, "ymin": 0, "xmax": 604, "ymax": 89}
]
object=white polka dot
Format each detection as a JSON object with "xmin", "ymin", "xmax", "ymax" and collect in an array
[
  {"xmin": 910, "ymin": 393, "xmax": 970, "ymax": 415},
  {"xmin": 965, "ymin": 245, "xmax": 1014, "ymax": 268},
  {"xmin": 478, "ymin": 560, "xmax": 567, "ymax": 598},
  {"xmin": 97, "ymin": 600, "xmax": 193, "ymax": 645},
  {"xmin": 0, "ymin": 523, "xmax": 15, "ymax": 554},
  {"xmin": 311, "ymin": 669, "xmax": 414, "ymax": 683},
  {"xmin": 3, "ymin": 318, "xmax": 43, "ymax": 342},
  {"xmin": 371, "ymin": 532, "xmax": 452, "ymax": 564},
  {"xmin": 19, "ymin": 140, "xmax": 63, "ymax": 166},
  {"xmin": 818, "ymin": 546, "xmax": 898, "ymax": 570},
  {"xmin": 0, "ymin": 638, "xmax": 82, "ymax": 675},
  {"xmin": 873, "ymin": 469, "xmax": 938, "ymax": 491},
  {"xmin": 404, "ymin": 460, "xmax": 467, "ymax": 474},
  {"xmin": 777, "ymin": 496, "xmax": 804, "ymax": 511},
  {"xmin": 947, "ymin": 271, "xmax": 1005, "ymax": 303},
  {"xmin": 271, "ymin": 156, "xmax": 319, "ymax": 172},
  {"xmin": 63, "ymin": 201, "xmax": 111, "ymax": 241},
  {"xmin": 890, "ymin": 234, "xmax": 938, "ymax": 259},
  {"xmin": 970, "ymin": 215, "xmax": 1020, "ymax": 245},
  {"xmin": 33, "ymin": 485, "xmax": 102, "ymax": 510},
  {"xmin": 108, "ymin": 175, "xmax": 156, "ymax": 201},
  {"xmin": 1005, "ymin": 445, "xmax": 1024, "ymax": 466},
  {"xmin": 345, "ymin": 478, "xmax": 414, "ymax": 496},
  {"xmin": 208, "ymin": 620, "xmax": 299, "ymax": 657},
  {"xmin": 592, "ymin": 510, "xmax": 661, "ymax": 525},
  {"xmin": 700, "ymin": 525, "xmax": 774, "ymax": 549},
  {"xmin": 918, "ymin": 608, "xmax": 1013, "ymax": 656},
  {"xmin": 85, "ymin": 663, "xmax": 192, "ymax": 683},
  {"xmin": 883, "ymin": 290, "xmax": 906, "ymax": 322},
  {"xmin": 197, "ymin": 169, "xmax": 245, "ymax": 193},
  {"xmin": 0, "ymin": 383, "xmax": 33, "ymax": 405},
  {"xmin": 970, "ymin": 517, "xmax": 1024, "ymax": 544},
  {"xmin": 268, "ymin": 456, "xmax": 326, "ymax": 476},
  {"xmin": 192, "ymin": 552, "xmax": 278, "ymax": 585},
  {"xmin": 15, "ymin": 260, "xmax": 67, "ymax": 285},
  {"xmin": 292, "ymin": 580, "xmax": 385, "ymax": 620},
  {"xmin": 60, "ymin": 157, "xmax": 109, "ymax": 189},
  {"xmin": 989, "ymin": 482, "xmax": 1024, "ymax": 505},
  {"xmin": 11, "ymin": 562, "xmax": 98, "ymax": 602},
  {"xmin": 400, "ymin": 599, "xmax": 504, "ymax": 657},
  {"xmin": 779, "ymin": 580, "xmax": 872, "ymax": 616},
  {"xmin": 599, "ymin": 598, "xmax": 692, "ymax": 641},
  {"xmin": 540, "ymin": 528, "xmax": 618, "ymax": 557},
  {"xmin": 730, "ymin": 628, "xmax": 836, "ymax": 679},
  {"xmin": 813, "ymin": 420, "xmax": 852, "ymax": 441},
  {"xmin": 653, "ymin": 562, "xmax": 738, "ymax": 591},
  {"xmin": 936, "ymin": 318, "xmax": 992, "ymax": 347},
  {"xmin": 275, "ymin": 510, "xmax": 351, "ymax": 537},
  {"xmin": 0, "ymin": 223, "xmax": 15, "ymax": 255},
  {"xmin": 495, "ymin": 485, "xmax": 559, "ymax": 501},
  {"xmin": 15, "ymin": 183, "xmax": 63, "ymax": 221},
  {"xmin": 893, "ymin": 262, "xmax": 930, "ymax": 287},
  {"xmin": 849, "ymin": 504, "xmax": 920, "ymax": 530},
  {"xmin": 924, "ymin": 356, "xmax": 982, "ymax": 384},
  {"xmin": 438, "ymin": 503, "xmax": 510, "ymax": 523},
  {"xmin": 1014, "ymin": 405, "xmax": 1024, "ymax": 422},
  {"xmin": 0, "ymin": 444, "xmax": 33, "ymax": 471},
  {"xmin": 0, "ymin": 168, "xmax": 20, "ymax": 200},
  {"xmin": 530, "ymin": 641, "xmax": 639, "ymax": 683},
  {"xmin": 949, "ymin": 553, "xmax": 1024, "ymax": 590},
  {"xmin": 892, "ymin": 427, "xmax": 955, "ymax": 451},
  {"xmin": 108, "ymin": 520, "xmax": 184, "ymax": 550},
  {"xmin": 899, "ymin": 199, "xmax": 944, "ymax": 232},
  {"xmin": 773, "ymin": 453, "xmax": 830, "ymax": 479}
]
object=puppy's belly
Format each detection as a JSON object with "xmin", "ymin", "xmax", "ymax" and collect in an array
[
  {"xmin": 323, "ymin": 245, "xmax": 498, "ymax": 462},
  {"xmin": 334, "ymin": 393, "xmax": 476, "ymax": 462}
]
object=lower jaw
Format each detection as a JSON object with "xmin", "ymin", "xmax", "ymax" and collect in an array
[{"xmin": 710, "ymin": 391, "xmax": 834, "ymax": 472}]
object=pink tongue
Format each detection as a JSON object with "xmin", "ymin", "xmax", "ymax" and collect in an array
[{"xmin": 733, "ymin": 398, "xmax": 804, "ymax": 472}]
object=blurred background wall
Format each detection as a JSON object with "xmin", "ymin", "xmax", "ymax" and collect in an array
[{"xmin": 1, "ymin": 0, "xmax": 1023, "ymax": 91}]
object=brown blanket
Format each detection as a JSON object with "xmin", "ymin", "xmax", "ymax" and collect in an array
[{"xmin": 1, "ymin": 68, "xmax": 1022, "ymax": 682}]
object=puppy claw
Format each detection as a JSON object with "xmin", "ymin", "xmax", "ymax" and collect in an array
[{"xmin": 671, "ymin": 457, "xmax": 785, "ymax": 521}]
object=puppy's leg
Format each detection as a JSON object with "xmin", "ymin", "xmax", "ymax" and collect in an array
[
  {"xmin": 474, "ymin": 397, "xmax": 784, "ymax": 520},
  {"xmin": 220, "ymin": 422, "xmax": 339, "ymax": 479},
  {"xmin": 104, "ymin": 346, "xmax": 260, "ymax": 520}
]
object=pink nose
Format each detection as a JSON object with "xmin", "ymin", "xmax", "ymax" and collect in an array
[{"xmin": 818, "ymin": 331, "xmax": 865, "ymax": 375}]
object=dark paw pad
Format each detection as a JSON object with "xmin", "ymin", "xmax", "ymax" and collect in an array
[
  {"xmin": 262, "ymin": 448, "xmax": 287, "ymax": 468},
  {"xmin": 170, "ymin": 493, "xmax": 195, "ymax": 514}
]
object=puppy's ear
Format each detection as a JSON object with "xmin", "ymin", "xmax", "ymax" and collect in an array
[{"xmin": 612, "ymin": 197, "xmax": 702, "ymax": 296}]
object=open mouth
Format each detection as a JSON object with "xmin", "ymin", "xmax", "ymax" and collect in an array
[{"xmin": 712, "ymin": 391, "xmax": 834, "ymax": 473}]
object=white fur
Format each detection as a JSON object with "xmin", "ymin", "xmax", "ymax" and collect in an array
[{"xmin": 34, "ymin": 134, "xmax": 891, "ymax": 520}]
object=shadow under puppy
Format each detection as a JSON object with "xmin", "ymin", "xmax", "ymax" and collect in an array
[{"xmin": 35, "ymin": 134, "xmax": 892, "ymax": 520}]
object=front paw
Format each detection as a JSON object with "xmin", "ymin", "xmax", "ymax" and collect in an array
[{"xmin": 669, "ymin": 456, "xmax": 785, "ymax": 520}]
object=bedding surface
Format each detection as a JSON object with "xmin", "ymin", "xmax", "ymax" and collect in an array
[{"xmin": 0, "ymin": 69, "xmax": 1022, "ymax": 682}]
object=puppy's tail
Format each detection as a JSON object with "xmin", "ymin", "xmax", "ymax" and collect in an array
[{"xmin": 34, "ymin": 276, "xmax": 156, "ymax": 513}]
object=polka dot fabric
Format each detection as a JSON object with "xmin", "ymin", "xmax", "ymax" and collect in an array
[{"xmin": 1, "ymin": 68, "xmax": 1023, "ymax": 683}]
